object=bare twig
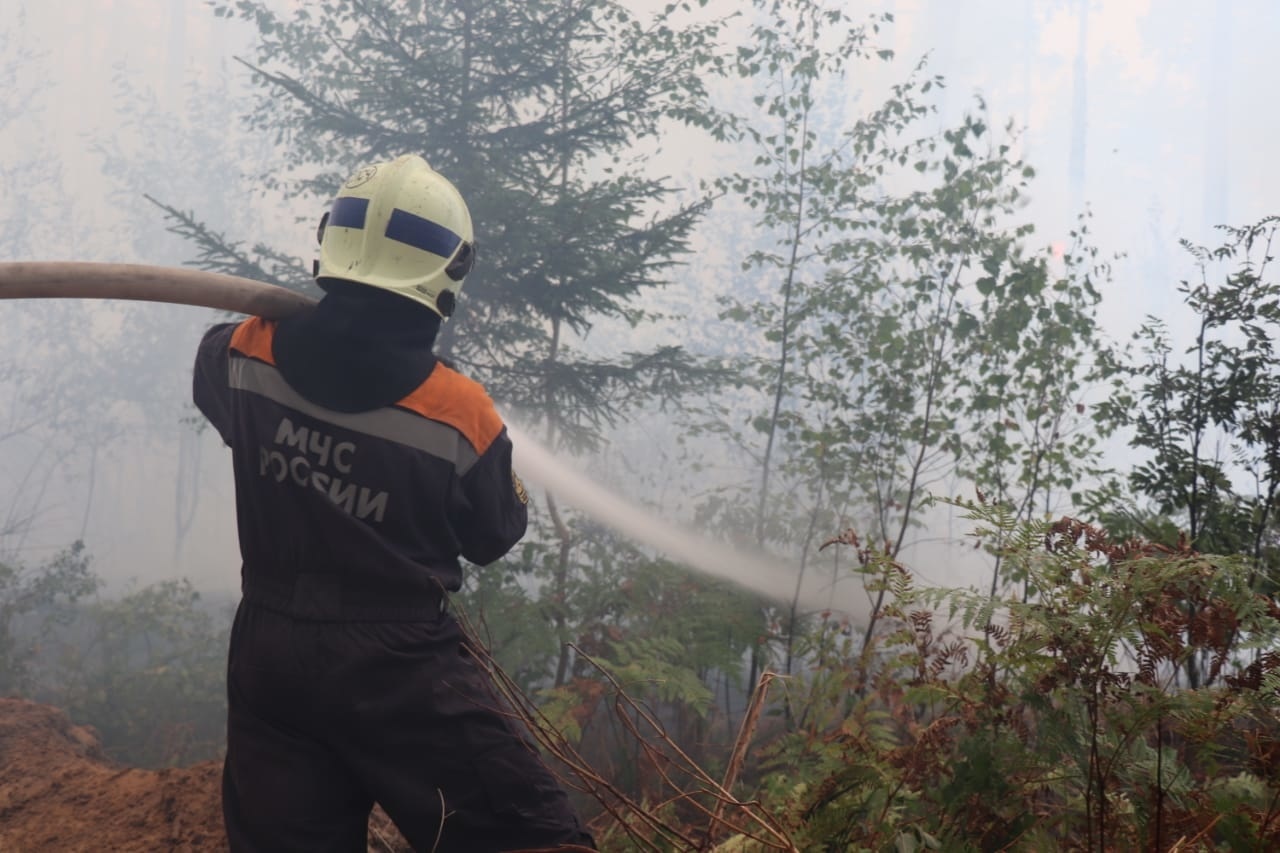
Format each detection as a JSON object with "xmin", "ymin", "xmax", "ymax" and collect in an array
[
  {"xmin": 706, "ymin": 671, "xmax": 779, "ymax": 846},
  {"xmin": 451, "ymin": 607, "xmax": 799, "ymax": 852}
]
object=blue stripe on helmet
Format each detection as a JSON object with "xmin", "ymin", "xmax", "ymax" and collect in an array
[
  {"xmin": 329, "ymin": 196, "xmax": 369, "ymax": 229},
  {"xmin": 385, "ymin": 208, "xmax": 462, "ymax": 259}
]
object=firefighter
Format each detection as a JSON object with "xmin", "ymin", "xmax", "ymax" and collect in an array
[{"xmin": 193, "ymin": 155, "xmax": 593, "ymax": 852}]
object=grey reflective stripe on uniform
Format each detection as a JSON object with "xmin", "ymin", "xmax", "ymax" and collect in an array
[{"xmin": 229, "ymin": 356, "xmax": 482, "ymax": 474}]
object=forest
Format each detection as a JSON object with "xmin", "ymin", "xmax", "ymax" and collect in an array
[{"xmin": 1, "ymin": 0, "xmax": 1278, "ymax": 850}]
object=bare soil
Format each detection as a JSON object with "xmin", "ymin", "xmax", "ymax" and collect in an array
[{"xmin": 0, "ymin": 697, "xmax": 410, "ymax": 852}]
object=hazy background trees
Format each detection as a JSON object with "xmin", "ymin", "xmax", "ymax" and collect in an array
[
  {"xmin": 2, "ymin": 0, "xmax": 1280, "ymax": 846},
  {"xmin": 0, "ymin": 0, "xmax": 265, "ymax": 769},
  {"xmin": 5, "ymin": 0, "xmax": 1275, "ymax": 599}
]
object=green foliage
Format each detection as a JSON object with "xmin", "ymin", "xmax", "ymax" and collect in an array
[
  {"xmin": 457, "ymin": 541, "xmax": 560, "ymax": 690},
  {"xmin": 738, "ymin": 501, "xmax": 1280, "ymax": 851},
  {"xmin": 0, "ymin": 541, "xmax": 98, "ymax": 695},
  {"xmin": 1091, "ymin": 216, "xmax": 1280, "ymax": 689},
  {"xmin": 41, "ymin": 579, "xmax": 231, "ymax": 767},
  {"xmin": 1094, "ymin": 216, "xmax": 1280, "ymax": 579},
  {"xmin": 702, "ymin": 0, "xmax": 1109, "ymax": 681},
  {"xmin": 538, "ymin": 633, "xmax": 714, "ymax": 746},
  {"xmin": 196, "ymin": 0, "xmax": 732, "ymax": 436},
  {"xmin": 0, "ymin": 545, "xmax": 228, "ymax": 769},
  {"xmin": 600, "ymin": 633, "xmax": 716, "ymax": 713},
  {"xmin": 470, "ymin": 537, "xmax": 766, "ymax": 797}
]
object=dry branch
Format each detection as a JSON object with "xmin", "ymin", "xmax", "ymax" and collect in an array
[{"xmin": 452, "ymin": 608, "xmax": 797, "ymax": 852}]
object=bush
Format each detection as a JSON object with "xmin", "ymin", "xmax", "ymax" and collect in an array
[
  {"xmin": 746, "ymin": 498, "xmax": 1280, "ymax": 851},
  {"xmin": 36, "ymin": 579, "xmax": 231, "ymax": 767},
  {"xmin": 0, "ymin": 541, "xmax": 98, "ymax": 696}
]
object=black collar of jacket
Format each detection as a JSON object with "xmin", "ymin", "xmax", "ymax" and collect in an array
[{"xmin": 273, "ymin": 280, "xmax": 441, "ymax": 413}]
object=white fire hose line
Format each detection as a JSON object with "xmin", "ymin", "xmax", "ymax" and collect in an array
[{"xmin": 0, "ymin": 262, "xmax": 861, "ymax": 617}]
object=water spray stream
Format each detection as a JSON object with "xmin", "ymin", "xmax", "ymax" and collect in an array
[
  {"xmin": 507, "ymin": 425, "xmax": 863, "ymax": 618},
  {"xmin": 0, "ymin": 262, "xmax": 864, "ymax": 618}
]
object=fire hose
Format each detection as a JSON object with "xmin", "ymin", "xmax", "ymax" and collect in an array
[
  {"xmin": 0, "ymin": 261, "xmax": 316, "ymax": 318},
  {"xmin": 0, "ymin": 261, "xmax": 851, "ymax": 613}
]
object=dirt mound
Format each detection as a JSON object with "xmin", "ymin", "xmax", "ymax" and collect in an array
[
  {"xmin": 0, "ymin": 697, "xmax": 225, "ymax": 851},
  {"xmin": 0, "ymin": 698, "xmax": 411, "ymax": 852}
]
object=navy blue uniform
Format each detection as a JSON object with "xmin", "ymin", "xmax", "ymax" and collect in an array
[{"xmin": 194, "ymin": 289, "xmax": 591, "ymax": 852}]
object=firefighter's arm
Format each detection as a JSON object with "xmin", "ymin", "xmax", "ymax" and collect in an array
[
  {"xmin": 192, "ymin": 323, "xmax": 237, "ymax": 446},
  {"xmin": 454, "ymin": 427, "xmax": 529, "ymax": 566}
]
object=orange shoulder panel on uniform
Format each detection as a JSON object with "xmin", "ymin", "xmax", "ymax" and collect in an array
[
  {"xmin": 229, "ymin": 317, "xmax": 277, "ymax": 364},
  {"xmin": 397, "ymin": 364, "xmax": 505, "ymax": 455}
]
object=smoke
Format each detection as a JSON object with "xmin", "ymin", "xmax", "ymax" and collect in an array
[{"xmin": 506, "ymin": 424, "xmax": 870, "ymax": 622}]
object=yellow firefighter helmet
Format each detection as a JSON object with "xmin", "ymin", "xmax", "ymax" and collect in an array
[{"xmin": 316, "ymin": 155, "xmax": 476, "ymax": 318}]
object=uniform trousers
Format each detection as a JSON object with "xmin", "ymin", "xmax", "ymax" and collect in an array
[{"xmin": 222, "ymin": 600, "xmax": 594, "ymax": 852}]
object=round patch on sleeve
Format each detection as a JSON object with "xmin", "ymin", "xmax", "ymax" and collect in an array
[{"xmin": 512, "ymin": 470, "xmax": 529, "ymax": 505}]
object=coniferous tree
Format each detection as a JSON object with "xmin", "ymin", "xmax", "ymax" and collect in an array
[{"xmin": 165, "ymin": 0, "xmax": 745, "ymax": 700}]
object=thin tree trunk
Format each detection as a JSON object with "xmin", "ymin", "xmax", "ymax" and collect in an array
[
  {"xmin": 754, "ymin": 102, "xmax": 810, "ymax": 548},
  {"xmin": 550, "ymin": 10, "xmax": 574, "ymax": 689}
]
